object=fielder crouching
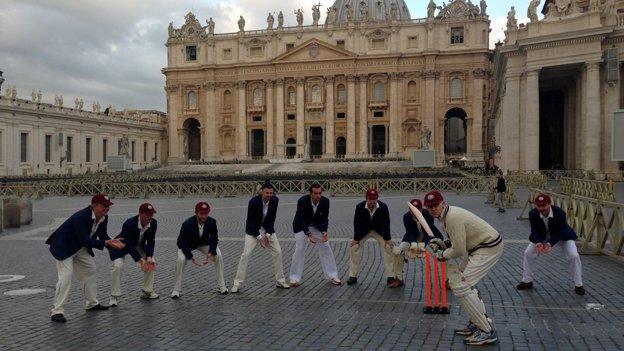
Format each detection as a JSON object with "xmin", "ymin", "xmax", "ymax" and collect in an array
[{"xmin": 424, "ymin": 191, "xmax": 503, "ymax": 346}]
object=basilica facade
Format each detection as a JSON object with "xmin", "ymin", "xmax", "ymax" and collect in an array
[{"xmin": 163, "ymin": 0, "xmax": 491, "ymax": 165}]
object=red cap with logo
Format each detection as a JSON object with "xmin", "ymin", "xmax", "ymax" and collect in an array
[
  {"xmin": 91, "ymin": 193, "xmax": 113, "ymax": 207},
  {"xmin": 423, "ymin": 191, "xmax": 444, "ymax": 208},
  {"xmin": 409, "ymin": 198, "xmax": 423, "ymax": 211},
  {"xmin": 365, "ymin": 188, "xmax": 379, "ymax": 199},
  {"xmin": 195, "ymin": 201, "xmax": 211, "ymax": 214},
  {"xmin": 139, "ymin": 203, "xmax": 156, "ymax": 215},
  {"xmin": 534, "ymin": 194, "xmax": 552, "ymax": 206}
]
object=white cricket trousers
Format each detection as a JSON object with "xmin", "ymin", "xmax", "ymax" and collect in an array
[
  {"xmin": 289, "ymin": 226, "xmax": 339, "ymax": 283},
  {"xmin": 232, "ymin": 233, "xmax": 287, "ymax": 287},
  {"xmin": 51, "ymin": 247, "xmax": 100, "ymax": 315},
  {"xmin": 522, "ymin": 240, "xmax": 583, "ymax": 286},
  {"xmin": 348, "ymin": 230, "xmax": 395, "ymax": 278},
  {"xmin": 173, "ymin": 246, "xmax": 226, "ymax": 292},
  {"xmin": 110, "ymin": 246, "xmax": 155, "ymax": 297}
]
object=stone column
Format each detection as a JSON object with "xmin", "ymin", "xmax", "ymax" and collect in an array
[
  {"xmin": 584, "ymin": 62, "xmax": 601, "ymax": 170},
  {"xmin": 296, "ymin": 78, "xmax": 305, "ymax": 157},
  {"xmin": 423, "ymin": 70, "xmax": 437, "ymax": 153},
  {"xmin": 165, "ymin": 85, "xmax": 181, "ymax": 163},
  {"xmin": 472, "ymin": 69, "xmax": 485, "ymax": 157},
  {"xmin": 500, "ymin": 73, "xmax": 521, "ymax": 171},
  {"xmin": 237, "ymin": 80, "xmax": 247, "ymax": 158},
  {"xmin": 388, "ymin": 73, "xmax": 399, "ymax": 155},
  {"xmin": 204, "ymin": 82, "xmax": 217, "ymax": 159},
  {"xmin": 604, "ymin": 66, "xmax": 620, "ymax": 171},
  {"xmin": 358, "ymin": 74, "xmax": 368, "ymax": 155},
  {"xmin": 524, "ymin": 69, "xmax": 540, "ymax": 170},
  {"xmin": 265, "ymin": 79, "xmax": 274, "ymax": 158},
  {"xmin": 275, "ymin": 79, "xmax": 285, "ymax": 158},
  {"xmin": 325, "ymin": 76, "xmax": 335, "ymax": 157},
  {"xmin": 347, "ymin": 75, "xmax": 356, "ymax": 156}
]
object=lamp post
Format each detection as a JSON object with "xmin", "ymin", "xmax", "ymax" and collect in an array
[{"xmin": 0, "ymin": 71, "xmax": 5, "ymax": 92}]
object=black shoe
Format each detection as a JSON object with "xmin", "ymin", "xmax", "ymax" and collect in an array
[
  {"xmin": 346, "ymin": 277, "xmax": 357, "ymax": 285},
  {"xmin": 575, "ymin": 286, "xmax": 586, "ymax": 295},
  {"xmin": 51, "ymin": 314, "xmax": 66, "ymax": 323},
  {"xmin": 86, "ymin": 303, "xmax": 109, "ymax": 311},
  {"xmin": 516, "ymin": 281, "xmax": 533, "ymax": 290},
  {"xmin": 386, "ymin": 277, "xmax": 395, "ymax": 285}
]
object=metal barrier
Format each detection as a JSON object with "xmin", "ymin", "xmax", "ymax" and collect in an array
[
  {"xmin": 508, "ymin": 170, "xmax": 623, "ymax": 181},
  {"xmin": 485, "ymin": 177, "xmax": 519, "ymax": 208},
  {"xmin": 506, "ymin": 172, "xmax": 548, "ymax": 189},
  {"xmin": 559, "ymin": 177, "xmax": 615, "ymax": 202},
  {"xmin": 517, "ymin": 188, "xmax": 624, "ymax": 257}
]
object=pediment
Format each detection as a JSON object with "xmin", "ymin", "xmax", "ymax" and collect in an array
[{"xmin": 273, "ymin": 39, "xmax": 356, "ymax": 63}]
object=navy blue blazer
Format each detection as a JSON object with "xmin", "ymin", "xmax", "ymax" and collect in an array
[
  {"xmin": 496, "ymin": 178, "xmax": 506, "ymax": 192},
  {"xmin": 353, "ymin": 201, "xmax": 391, "ymax": 241},
  {"xmin": 176, "ymin": 215, "xmax": 219, "ymax": 259},
  {"xmin": 46, "ymin": 206, "xmax": 111, "ymax": 261},
  {"xmin": 108, "ymin": 215, "xmax": 157, "ymax": 262},
  {"xmin": 402, "ymin": 209, "xmax": 443, "ymax": 244},
  {"xmin": 245, "ymin": 195, "xmax": 278, "ymax": 236},
  {"xmin": 293, "ymin": 195, "xmax": 330, "ymax": 235},
  {"xmin": 529, "ymin": 206, "xmax": 577, "ymax": 246}
]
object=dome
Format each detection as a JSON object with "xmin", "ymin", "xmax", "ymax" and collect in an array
[{"xmin": 325, "ymin": 0, "xmax": 412, "ymax": 25}]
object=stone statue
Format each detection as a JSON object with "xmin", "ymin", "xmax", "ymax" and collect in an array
[
  {"xmin": 92, "ymin": 101, "xmax": 100, "ymax": 113},
  {"xmin": 480, "ymin": 0, "xmax": 487, "ymax": 16},
  {"xmin": 427, "ymin": 0, "xmax": 436, "ymax": 19},
  {"xmin": 238, "ymin": 15, "xmax": 245, "ymax": 32},
  {"xmin": 74, "ymin": 97, "xmax": 80, "ymax": 109},
  {"xmin": 267, "ymin": 13, "xmax": 274, "ymax": 30},
  {"xmin": 4, "ymin": 88, "xmax": 9, "ymax": 98},
  {"xmin": 119, "ymin": 135, "xmax": 130, "ymax": 157},
  {"xmin": 346, "ymin": 5, "xmax": 355, "ymax": 22},
  {"xmin": 390, "ymin": 2, "xmax": 398, "ymax": 20},
  {"xmin": 295, "ymin": 8, "xmax": 304, "ymax": 26},
  {"xmin": 603, "ymin": 0, "xmax": 616, "ymax": 18},
  {"xmin": 278, "ymin": 11, "xmax": 284, "ymax": 29},
  {"xmin": 207, "ymin": 17, "xmax": 215, "ymax": 34},
  {"xmin": 359, "ymin": 1, "xmax": 369, "ymax": 22},
  {"xmin": 326, "ymin": 7, "xmax": 337, "ymax": 24},
  {"xmin": 36, "ymin": 90, "xmax": 42, "ymax": 103},
  {"xmin": 108, "ymin": 104, "xmax": 116, "ymax": 116},
  {"xmin": 468, "ymin": 0, "xmax": 480, "ymax": 18},
  {"xmin": 420, "ymin": 126, "xmax": 432, "ymax": 150},
  {"xmin": 10, "ymin": 86, "xmax": 17, "ymax": 99},
  {"xmin": 54, "ymin": 94, "xmax": 63, "ymax": 107},
  {"xmin": 31, "ymin": 90, "xmax": 37, "ymax": 102},
  {"xmin": 168, "ymin": 22, "xmax": 174, "ymax": 37},
  {"xmin": 312, "ymin": 4, "xmax": 321, "ymax": 26},
  {"xmin": 506, "ymin": 6, "xmax": 517, "ymax": 30},
  {"xmin": 528, "ymin": 0, "xmax": 540, "ymax": 23},
  {"xmin": 588, "ymin": 0, "xmax": 599, "ymax": 11}
]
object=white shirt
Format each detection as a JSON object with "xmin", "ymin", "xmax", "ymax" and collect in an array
[
  {"xmin": 197, "ymin": 222, "xmax": 204, "ymax": 238},
  {"xmin": 311, "ymin": 199, "xmax": 319, "ymax": 215},
  {"xmin": 262, "ymin": 199, "xmax": 270, "ymax": 219},
  {"xmin": 540, "ymin": 207, "xmax": 553, "ymax": 240},
  {"xmin": 137, "ymin": 219, "xmax": 151, "ymax": 243},
  {"xmin": 366, "ymin": 202, "xmax": 379, "ymax": 219},
  {"xmin": 90, "ymin": 211, "xmax": 105, "ymax": 238}
]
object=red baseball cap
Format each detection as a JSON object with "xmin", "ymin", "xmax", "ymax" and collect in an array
[
  {"xmin": 139, "ymin": 203, "xmax": 156, "ymax": 215},
  {"xmin": 409, "ymin": 198, "xmax": 423, "ymax": 211},
  {"xmin": 91, "ymin": 193, "xmax": 113, "ymax": 207},
  {"xmin": 534, "ymin": 194, "xmax": 552, "ymax": 206},
  {"xmin": 195, "ymin": 201, "xmax": 211, "ymax": 214},
  {"xmin": 423, "ymin": 191, "xmax": 444, "ymax": 208},
  {"xmin": 365, "ymin": 188, "xmax": 379, "ymax": 199}
]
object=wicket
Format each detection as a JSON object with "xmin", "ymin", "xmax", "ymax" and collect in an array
[{"xmin": 423, "ymin": 251, "xmax": 450, "ymax": 314}]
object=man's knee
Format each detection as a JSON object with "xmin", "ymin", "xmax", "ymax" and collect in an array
[
  {"xmin": 113, "ymin": 259, "xmax": 124, "ymax": 270},
  {"xmin": 524, "ymin": 246, "xmax": 538, "ymax": 259}
]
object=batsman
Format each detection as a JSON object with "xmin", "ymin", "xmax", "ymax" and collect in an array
[{"xmin": 422, "ymin": 190, "xmax": 503, "ymax": 346}]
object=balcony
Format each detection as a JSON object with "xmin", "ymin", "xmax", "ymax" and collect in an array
[
  {"xmin": 247, "ymin": 105, "xmax": 265, "ymax": 113},
  {"xmin": 368, "ymin": 100, "xmax": 388, "ymax": 109},
  {"xmin": 305, "ymin": 102, "xmax": 324, "ymax": 111}
]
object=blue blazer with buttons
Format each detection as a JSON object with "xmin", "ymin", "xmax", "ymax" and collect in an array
[
  {"xmin": 401, "ymin": 209, "xmax": 442, "ymax": 244},
  {"xmin": 176, "ymin": 215, "xmax": 219, "ymax": 260},
  {"xmin": 529, "ymin": 205, "xmax": 577, "ymax": 246},
  {"xmin": 245, "ymin": 194, "xmax": 279, "ymax": 236},
  {"xmin": 353, "ymin": 200, "xmax": 391, "ymax": 241},
  {"xmin": 108, "ymin": 215, "xmax": 157, "ymax": 262},
  {"xmin": 46, "ymin": 206, "xmax": 110, "ymax": 261},
  {"xmin": 292, "ymin": 195, "xmax": 330, "ymax": 235}
]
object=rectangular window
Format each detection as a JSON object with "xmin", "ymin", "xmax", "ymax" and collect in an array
[
  {"xmin": 373, "ymin": 111, "xmax": 384, "ymax": 118},
  {"xmin": 287, "ymin": 114, "xmax": 296, "ymax": 121},
  {"xmin": 154, "ymin": 142, "xmax": 158, "ymax": 161},
  {"xmin": 45, "ymin": 135, "xmax": 52, "ymax": 163},
  {"xmin": 249, "ymin": 46, "xmax": 263, "ymax": 57},
  {"xmin": 451, "ymin": 27, "xmax": 464, "ymax": 44},
  {"xmin": 252, "ymin": 115, "xmax": 262, "ymax": 122},
  {"xmin": 223, "ymin": 48, "xmax": 232, "ymax": 60},
  {"xmin": 371, "ymin": 38, "xmax": 385, "ymax": 50},
  {"xmin": 103, "ymin": 139, "xmax": 108, "ymax": 162},
  {"xmin": 20, "ymin": 132, "xmax": 27, "ymax": 163},
  {"xmin": 336, "ymin": 112, "xmax": 346, "ymax": 119},
  {"xmin": 408, "ymin": 36, "xmax": 418, "ymax": 48},
  {"xmin": 336, "ymin": 40, "xmax": 345, "ymax": 49},
  {"xmin": 186, "ymin": 45, "xmax": 197, "ymax": 61},
  {"xmin": 286, "ymin": 43, "xmax": 294, "ymax": 51},
  {"xmin": 85, "ymin": 137, "xmax": 91, "ymax": 163},
  {"xmin": 66, "ymin": 136, "xmax": 73, "ymax": 163},
  {"xmin": 143, "ymin": 141, "xmax": 147, "ymax": 162},
  {"xmin": 131, "ymin": 141, "xmax": 136, "ymax": 162}
]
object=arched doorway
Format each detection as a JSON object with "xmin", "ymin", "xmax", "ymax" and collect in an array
[
  {"xmin": 183, "ymin": 118, "xmax": 201, "ymax": 160},
  {"xmin": 444, "ymin": 108, "xmax": 467, "ymax": 155},
  {"xmin": 371, "ymin": 125, "xmax": 386, "ymax": 156},
  {"xmin": 251, "ymin": 129, "xmax": 265, "ymax": 158},
  {"xmin": 336, "ymin": 137, "xmax": 346, "ymax": 157},
  {"xmin": 286, "ymin": 138, "xmax": 296, "ymax": 158},
  {"xmin": 309, "ymin": 127, "xmax": 323, "ymax": 157}
]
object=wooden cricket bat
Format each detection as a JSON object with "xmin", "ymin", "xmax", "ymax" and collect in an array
[{"xmin": 407, "ymin": 202, "xmax": 435, "ymax": 239}]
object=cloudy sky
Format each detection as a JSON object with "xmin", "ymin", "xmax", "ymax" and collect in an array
[{"xmin": 0, "ymin": 0, "xmax": 532, "ymax": 111}]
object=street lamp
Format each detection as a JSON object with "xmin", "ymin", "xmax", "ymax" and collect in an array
[{"xmin": 0, "ymin": 71, "xmax": 4, "ymax": 91}]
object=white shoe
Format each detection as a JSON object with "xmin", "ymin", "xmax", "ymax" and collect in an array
[
  {"xmin": 230, "ymin": 284, "xmax": 240, "ymax": 293},
  {"xmin": 276, "ymin": 282, "xmax": 290, "ymax": 289},
  {"xmin": 109, "ymin": 296, "xmax": 118, "ymax": 307},
  {"xmin": 170, "ymin": 291, "xmax": 180, "ymax": 299},
  {"xmin": 140, "ymin": 290, "xmax": 160, "ymax": 299},
  {"xmin": 218, "ymin": 287, "xmax": 229, "ymax": 295}
]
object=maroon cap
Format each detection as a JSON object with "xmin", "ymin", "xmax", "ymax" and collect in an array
[
  {"xmin": 423, "ymin": 191, "xmax": 444, "ymax": 208},
  {"xmin": 365, "ymin": 188, "xmax": 379, "ymax": 199},
  {"xmin": 534, "ymin": 194, "xmax": 552, "ymax": 206},
  {"xmin": 91, "ymin": 193, "xmax": 113, "ymax": 207},
  {"xmin": 409, "ymin": 198, "xmax": 423, "ymax": 211},
  {"xmin": 195, "ymin": 201, "xmax": 211, "ymax": 214},
  {"xmin": 139, "ymin": 203, "xmax": 156, "ymax": 215}
]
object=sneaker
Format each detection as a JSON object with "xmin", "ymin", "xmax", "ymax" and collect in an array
[
  {"xmin": 346, "ymin": 277, "xmax": 357, "ymax": 285},
  {"xmin": 170, "ymin": 291, "xmax": 180, "ymax": 299},
  {"xmin": 330, "ymin": 278, "xmax": 342, "ymax": 286},
  {"xmin": 109, "ymin": 296, "xmax": 118, "ymax": 307},
  {"xmin": 575, "ymin": 285, "xmax": 586, "ymax": 295},
  {"xmin": 463, "ymin": 329, "xmax": 498, "ymax": 345},
  {"xmin": 388, "ymin": 279, "xmax": 404, "ymax": 288},
  {"xmin": 140, "ymin": 290, "xmax": 159, "ymax": 299},
  {"xmin": 230, "ymin": 284, "xmax": 240, "ymax": 293},
  {"xmin": 386, "ymin": 277, "xmax": 395, "ymax": 285},
  {"xmin": 276, "ymin": 282, "xmax": 290, "ymax": 289},
  {"xmin": 218, "ymin": 287, "xmax": 229, "ymax": 295},
  {"xmin": 51, "ymin": 313, "xmax": 67, "ymax": 323},
  {"xmin": 454, "ymin": 321, "xmax": 478, "ymax": 336},
  {"xmin": 86, "ymin": 304, "xmax": 109, "ymax": 311},
  {"xmin": 289, "ymin": 280, "xmax": 301, "ymax": 288},
  {"xmin": 516, "ymin": 281, "xmax": 533, "ymax": 290}
]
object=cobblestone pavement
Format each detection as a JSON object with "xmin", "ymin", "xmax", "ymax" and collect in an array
[{"xmin": 1, "ymin": 189, "xmax": 623, "ymax": 351}]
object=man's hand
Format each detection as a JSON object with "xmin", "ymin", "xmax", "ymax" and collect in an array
[
  {"xmin": 138, "ymin": 258, "xmax": 147, "ymax": 271},
  {"xmin": 105, "ymin": 238, "xmax": 125, "ymax": 250},
  {"xmin": 385, "ymin": 240, "xmax": 393, "ymax": 251},
  {"xmin": 429, "ymin": 238, "xmax": 446, "ymax": 251},
  {"xmin": 434, "ymin": 249, "xmax": 447, "ymax": 262},
  {"xmin": 322, "ymin": 232, "xmax": 329, "ymax": 243},
  {"xmin": 204, "ymin": 254, "xmax": 215, "ymax": 265},
  {"xmin": 259, "ymin": 235, "xmax": 270, "ymax": 249},
  {"xmin": 308, "ymin": 234, "xmax": 317, "ymax": 244},
  {"xmin": 191, "ymin": 257, "xmax": 201, "ymax": 267},
  {"xmin": 541, "ymin": 242, "xmax": 552, "ymax": 254},
  {"xmin": 143, "ymin": 257, "xmax": 157, "ymax": 272},
  {"xmin": 350, "ymin": 240, "xmax": 360, "ymax": 248},
  {"xmin": 535, "ymin": 242, "xmax": 544, "ymax": 254}
]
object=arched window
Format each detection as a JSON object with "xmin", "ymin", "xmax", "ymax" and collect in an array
[
  {"xmin": 287, "ymin": 86, "xmax": 296, "ymax": 106},
  {"xmin": 407, "ymin": 81, "xmax": 417, "ymax": 102},
  {"xmin": 311, "ymin": 84, "xmax": 321, "ymax": 103},
  {"xmin": 253, "ymin": 87, "xmax": 263, "ymax": 106},
  {"xmin": 337, "ymin": 84, "xmax": 346, "ymax": 105},
  {"xmin": 406, "ymin": 126, "xmax": 417, "ymax": 145},
  {"xmin": 374, "ymin": 81, "xmax": 385, "ymax": 101},
  {"xmin": 450, "ymin": 77, "xmax": 462, "ymax": 99},
  {"xmin": 223, "ymin": 90, "xmax": 232, "ymax": 109},
  {"xmin": 187, "ymin": 91, "xmax": 197, "ymax": 109}
]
